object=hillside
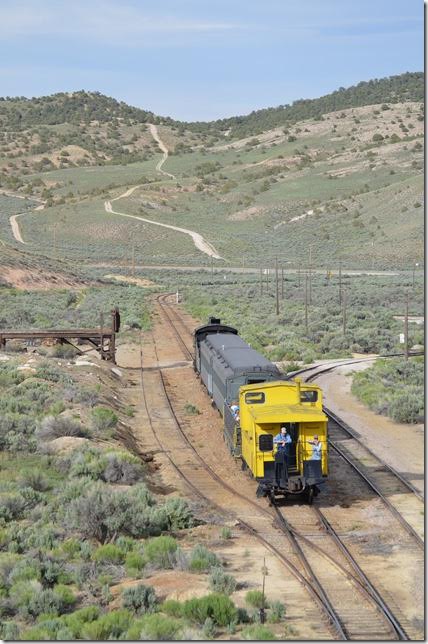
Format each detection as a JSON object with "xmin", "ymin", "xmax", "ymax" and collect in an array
[{"xmin": 0, "ymin": 72, "xmax": 424, "ymax": 270}]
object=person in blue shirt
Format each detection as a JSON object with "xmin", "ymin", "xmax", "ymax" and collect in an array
[
  {"xmin": 273, "ymin": 426, "xmax": 292, "ymax": 455},
  {"xmin": 308, "ymin": 435, "xmax": 322, "ymax": 460}
]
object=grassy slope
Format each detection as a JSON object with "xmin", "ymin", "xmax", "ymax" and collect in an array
[{"xmin": 0, "ymin": 83, "xmax": 423, "ymax": 270}]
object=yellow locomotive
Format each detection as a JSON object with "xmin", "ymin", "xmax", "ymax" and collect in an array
[
  {"xmin": 194, "ymin": 318, "xmax": 328, "ymax": 503},
  {"xmin": 238, "ymin": 379, "xmax": 328, "ymax": 503}
]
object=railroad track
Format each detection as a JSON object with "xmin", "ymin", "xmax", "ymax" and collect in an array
[
  {"xmin": 159, "ymin": 294, "xmax": 424, "ymax": 544},
  {"xmin": 152, "ymin": 294, "xmax": 420, "ymax": 639},
  {"xmin": 140, "ymin": 303, "xmax": 342, "ymax": 638}
]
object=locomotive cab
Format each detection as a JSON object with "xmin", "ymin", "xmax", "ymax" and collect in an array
[{"xmin": 239, "ymin": 380, "xmax": 328, "ymax": 503}]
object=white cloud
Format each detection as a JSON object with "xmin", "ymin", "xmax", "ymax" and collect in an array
[{"xmin": 0, "ymin": 0, "xmax": 236, "ymax": 42}]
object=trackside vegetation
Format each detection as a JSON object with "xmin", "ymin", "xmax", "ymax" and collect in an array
[
  {"xmin": 351, "ymin": 357, "xmax": 424, "ymax": 423},
  {"xmin": 0, "ymin": 353, "xmax": 289, "ymax": 639}
]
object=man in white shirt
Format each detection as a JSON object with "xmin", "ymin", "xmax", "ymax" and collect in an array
[{"xmin": 308, "ymin": 435, "xmax": 322, "ymax": 460}]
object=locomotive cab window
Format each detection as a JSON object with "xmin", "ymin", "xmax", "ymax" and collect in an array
[
  {"xmin": 300, "ymin": 390, "xmax": 318, "ymax": 403},
  {"xmin": 245, "ymin": 391, "xmax": 265, "ymax": 404},
  {"xmin": 247, "ymin": 378, "xmax": 265, "ymax": 385}
]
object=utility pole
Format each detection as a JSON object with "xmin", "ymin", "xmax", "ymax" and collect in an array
[
  {"xmin": 304, "ymin": 272, "xmax": 309, "ymax": 334},
  {"xmin": 412, "ymin": 262, "xmax": 419, "ymax": 289},
  {"xmin": 211, "ymin": 256, "xmax": 214, "ymax": 279},
  {"xmin": 281, "ymin": 266, "xmax": 284, "ymax": 299},
  {"xmin": 338, "ymin": 261, "xmax": 342, "ymax": 305},
  {"xmin": 308, "ymin": 245, "xmax": 313, "ymax": 305},
  {"xmin": 404, "ymin": 293, "xmax": 409, "ymax": 361},
  {"xmin": 260, "ymin": 557, "xmax": 268, "ymax": 625},
  {"xmin": 342, "ymin": 290, "xmax": 347, "ymax": 336},
  {"xmin": 53, "ymin": 223, "xmax": 58, "ymax": 258},
  {"xmin": 275, "ymin": 257, "xmax": 279, "ymax": 315},
  {"xmin": 260, "ymin": 267, "xmax": 263, "ymax": 296}
]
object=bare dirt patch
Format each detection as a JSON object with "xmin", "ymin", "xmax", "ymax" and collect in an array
[
  {"xmin": 104, "ymin": 274, "xmax": 157, "ymax": 287},
  {"xmin": 1, "ymin": 266, "xmax": 85, "ymax": 289},
  {"xmin": 227, "ymin": 205, "xmax": 266, "ymax": 221}
]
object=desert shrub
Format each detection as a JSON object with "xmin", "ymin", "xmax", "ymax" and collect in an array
[
  {"xmin": 6, "ymin": 522, "xmax": 60, "ymax": 553},
  {"xmin": 10, "ymin": 579, "xmax": 73, "ymax": 618},
  {"xmin": 67, "ymin": 447, "xmax": 107, "ymax": 480},
  {"xmin": 182, "ymin": 593, "xmax": 237, "ymax": 627},
  {"xmin": 220, "ymin": 526, "xmax": 232, "ymax": 540},
  {"xmin": 245, "ymin": 589, "xmax": 269, "ymax": 609},
  {"xmin": 388, "ymin": 388, "xmax": 424, "ymax": 423},
  {"xmin": 35, "ymin": 362, "xmax": 71, "ymax": 383},
  {"xmin": 38, "ymin": 555, "xmax": 69, "ymax": 587},
  {"xmin": 208, "ymin": 567, "xmax": 237, "ymax": 595},
  {"xmin": 81, "ymin": 609, "xmax": 132, "ymax": 640},
  {"xmin": 152, "ymin": 497, "xmax": 195, "ymax": 531},
  {"xmin": 351, "ymin": 358, "xmax": 424, "ymax": 423},
  {"xmin": 0, "ymin": 363, "xmax": 26, "ymax": 387},
  {"xmin": 160, "ymin": 598, "xmax": 183, "ymax": 618},
  {"xmin": 92, "ymin": 543, "xmax": 125, "ymax": 564},
  {"xmin": 20, "ymin": 469, "xmax": 50, "ymax": 492},
  {"xmin": 242, "ymin": 624, "xmax": 277, "ymax": 640},
  {"xmin": 125, "ymin": 551, "xmax": 145, "ymax": 577},
  {"xmin": 126, "ymin": 613, "xmax": 182, "ymax": 640},
  {"xmin": 268, "ymin": 600, "xmax": 286, "ymax": 623},
  {"xmin": 0, "ymin": 493, "xmax": 26, "ymax": 522},
  {"xmin": 56, "ymin": 477, "xmax": 93, "ymax": 504},
  {"xmin": 65, "ymin": 481, "xmax": 184, "ymax": 543},
  {"xmin": 144, "ymin": 536, "xmax": 178, "ymax": 569},
  {"xmin": 75, "ymin": 386, "xmax": 99, "ymax": 407},
  {"xmin": 122, "ymin": 583, "xmax": 158, "ymax": 614},
  {"xmin": 8, "ymin": 557, "xmax": 41, "ymax": 584},
  {"xmin": 184, "ymin": 403, "xmax": 200, "ymax": 415},
  {"xmin": 63, "ymin": 606, "xmax": 100, "ymax": 638},
  {"xmin": 188, "ymin": 544, "xmax": 219, "ymax": 572},
  {"xmin": 0, "ymin": 621, "xmax": 19, "ymax": 639},
  {"xmin": 103, "ymin": 451, "xmax": 144, "ymax": 484},
  {"xmin": 52, "ymin": 583, "xmax": 76, "ymax": 608},
  {"xmin": 51, "ymin": 344, "xmax": 78, "ymax": 359},
  {"xmin": 36, "ymin": 415, "xmax": 88, "ymax": 442},
  {"xmin": 202, "ymin": 616, "xmax": 216, "ymax": 638},
  {"xmin": 91, "ymin": 406, "xmax": 118, "ymax": 432},
  {"xmin": 60, "ymin": 537, "xmax": 81, "ymax": 557},
  {"xmin": 115, "ymin": 536, "xmax": 137, "ymax": 553}
]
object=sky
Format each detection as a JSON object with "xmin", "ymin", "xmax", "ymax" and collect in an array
[{"xmin": 0, "ymin": 0, "xmax": 423, "ymax": 121}]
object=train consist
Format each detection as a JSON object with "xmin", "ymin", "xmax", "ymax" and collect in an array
[{"xmin": 194, "ymin": 318, "xmax": 328, "ymax": 503}]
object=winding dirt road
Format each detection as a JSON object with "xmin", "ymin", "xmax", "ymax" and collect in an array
[
  {"xmin": 104, "ymin": 199, "xmax": 222, "ymax": 259},
  {"xmin": 104, "ymin": 128, "xmax": 222, "ymax": 259},
  {"xmin": 148, "ymin": 123, "xmax": 176, "ymax": 179},
  {"xmin": 9, "ymin": 201, "xmax": 45, "ymax": 245}
]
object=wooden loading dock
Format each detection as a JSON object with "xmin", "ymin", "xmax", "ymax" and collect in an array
[{"xmin": 0, "ymin": 308, "xmax": 120, "ymax": 363}]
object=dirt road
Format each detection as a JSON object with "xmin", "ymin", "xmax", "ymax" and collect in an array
[
  {"xmin": 148, "ymin": 123, "xmax": 176, "ymax": 179},
  {"xmin": 104, "ymin": 199, "xmax": 222, "ymax": 258},
  {"xmin": 7, "ymin": 197, "xmax": 45, "ymax": 245}
]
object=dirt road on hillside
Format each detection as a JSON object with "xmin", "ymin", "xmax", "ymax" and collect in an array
[
  {"xmin": 148, "ymin": 123, "xmax": 176, "ymax": 179},
  {"xmin": 8, "ymin": 199, "xmax": 45, "ymax": 244},
  {"xmin": 104, "ymin": 199, "xmax": 222, "ymax": 258}
]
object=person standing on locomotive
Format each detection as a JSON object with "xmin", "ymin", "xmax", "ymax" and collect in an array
[
  {"xmin": 273, "ymin": 426, "xmax": 292, "ymax": 457},
  {"xmin": 308, "ymin": 435, "xmax": 322, "ymax": 460}
]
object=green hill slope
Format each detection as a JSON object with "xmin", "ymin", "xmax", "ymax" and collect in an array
[{"xmin": 0, "ymin": 73, "xmax": 423, "ymax": 271}]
